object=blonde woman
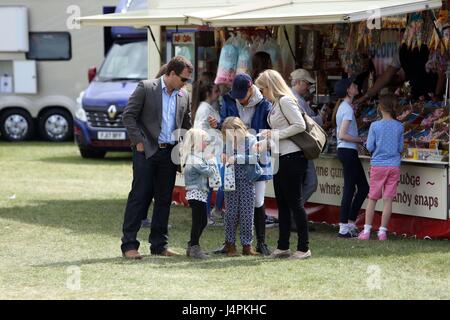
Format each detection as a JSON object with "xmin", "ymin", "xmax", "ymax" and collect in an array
[
  {"xmin": 255, "ymin": 69, "xmax": 311, "ymax": 260},
  {"xmin": 181, "ymin": 128, "xmax": 216, "ymax": 259}
]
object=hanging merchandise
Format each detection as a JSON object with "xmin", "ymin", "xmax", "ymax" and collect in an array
[
  {"xmin": 429, "ymin": 9, "xmax": 450, "ymax": 54},
  {"xmin": 303, "ymin": 31, "xmax": 319, "ymax": 70},
  {"xmin": 332, "ymin": 24, "xmax": 341, "ymax": 49},
  {"xmin": 249, "ymin": 36, "xmax": 262, "ymax": 56},
  {"xmin": 340, "ymin": 51, "xmax": 367, "ymax": 77},
  {"xmin": 356, "ymin": 21, "xmax": 372, "ymax": 50},
  {"xmin": 215, "ymin": 36, "xmax": 239, "ymax": 86},
  {"xmin": 263, "ymin": 37, "xmax": 283, "ymax": 72},
  {"xmin": 425, "ymin": 50, "xmax": 447, "ymax": 73},
  {"xmin": 236, "ymin": 43, "xmax": 252, "ymax": 75},
  {"xmin": 382, "ymin": 15, "xmax": 408, "ymax": 29},
  {"xmin": 331, "ymin": 24, "xmax": 349, "ymax": 49},
  {"xmin": 402, "ymin": 12, "xmax": 424, "ymax": 49}
]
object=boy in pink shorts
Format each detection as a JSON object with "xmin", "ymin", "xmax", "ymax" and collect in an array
[{"xmin": 358, "ymin": 94, "xmax": 404, "ymax": 241}]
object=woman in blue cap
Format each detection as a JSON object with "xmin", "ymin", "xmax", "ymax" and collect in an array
[{"xmin": 332, "ymin": 78, "xmax": 369, "ymax": 238}]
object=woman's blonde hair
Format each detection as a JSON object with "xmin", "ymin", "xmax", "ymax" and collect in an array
[
  {"xmin": 255, "ymin": 69, "xmax": 297, "ymax": 103},
  {"xmin": 180, "ymin": 128, "xmax": 209, "ymax": 172}
]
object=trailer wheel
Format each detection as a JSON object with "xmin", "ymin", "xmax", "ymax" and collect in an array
[
  {"xmin": 39, "ymin": 108, "xmax": 73, "ymax": 142},
  {"xmin": 0, "ymin": 109, "xmax": 34, "ymax": 141}
]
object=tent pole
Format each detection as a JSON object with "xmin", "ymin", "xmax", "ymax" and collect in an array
[{"xmin": 147, "ymin": 26, "xmax": 161, "ymax": 79}]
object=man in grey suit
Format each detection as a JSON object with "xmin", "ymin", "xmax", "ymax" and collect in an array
[{"xmin": 121, "ymin": 56, "xmax": 193, "ymax": 259}]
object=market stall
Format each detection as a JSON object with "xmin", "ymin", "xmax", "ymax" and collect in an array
[{"xmin": 78, "ymin": 0, "xmax": 450, "ymax": 238}]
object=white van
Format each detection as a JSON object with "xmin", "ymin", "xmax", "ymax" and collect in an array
[{"xmin": 0, "ymin": 0, "xmax": 116, "ymax": 141}]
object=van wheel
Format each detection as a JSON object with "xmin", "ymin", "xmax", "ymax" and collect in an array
[
  {"xmin": 79, "ymin": 148, "xmax": 106, "ymax": 159},
  {"xmin": 0, "ymin": 109, "xmax": 34, "ymax": 141},
  {"xmin": 39, "ymin": 108, "xmax": 73, "ymax": 142}
]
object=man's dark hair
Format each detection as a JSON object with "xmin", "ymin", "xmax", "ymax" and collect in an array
[
  {"xmin": 166, "ymin": 56, "xmax": 193, "ymax": 76},
  {"xmin": 155, "ymin": 63, "xmax": 167, "ymax": 78}
]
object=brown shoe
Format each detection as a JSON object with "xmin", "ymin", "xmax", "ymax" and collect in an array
[
  {"xmin": 122, "ymin": 249, "xmax": 142, "ymax": 260},
  {"xmin": 157, "ymin": 248, "xmax": 181, "ymax": 257},
  {"xmin": 225, "ymin": 242, "xmax": 238, "ymax": 257},
  {"xmin": 242, "ymin": 245, "xmax": 260, "ymax": 256}
]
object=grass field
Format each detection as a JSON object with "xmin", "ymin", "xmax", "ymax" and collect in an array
[{"xmin": 0, "ymin": 142, "xmax": 449, "ymax": 300}]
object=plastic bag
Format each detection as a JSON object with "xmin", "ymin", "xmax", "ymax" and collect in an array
[
  {"xmin": 223, "ymin": 164, "xmax": 236, "ymax": 191},
  {"xmin": 208, "ymin": 160, "xmax": 222, "ymax": 190},
  {"xmin": 236, "ymin": 44, "xmax": 252, "ymax": 75},
  {"xmin": 263, "ymin": 38, "xmax": 283, "ymax": 72},
  {"xmin": 215, "ymin": 36, "xmax": 239, "ymax": 86}
]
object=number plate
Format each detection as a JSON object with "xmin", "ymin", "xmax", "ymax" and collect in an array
[{"xmin": 97, "ymin": 131, "xmax": 126, "ymax": 140}]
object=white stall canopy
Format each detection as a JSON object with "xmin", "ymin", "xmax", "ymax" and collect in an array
[{"xmin": 77, "ymin": 0, "xmax": 443, "ymax": 27}]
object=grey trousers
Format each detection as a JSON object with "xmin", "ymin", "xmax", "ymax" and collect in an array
[{"xmin": 302, "ymin": 160, "xmax": 318, "ymax": 206}]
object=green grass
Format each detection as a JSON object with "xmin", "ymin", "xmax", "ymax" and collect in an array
[{"xmin": 0, "ymin": 141, "xmax": 449, "ymax": 300}]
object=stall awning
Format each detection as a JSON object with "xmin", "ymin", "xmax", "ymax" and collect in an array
[
  {"xmin": 77, "ymin": 0, "xmax": 443, "ymax": 27},
  {"xmin": 197, "ymin": 0, "xmax": 443, "ymax": 26}
]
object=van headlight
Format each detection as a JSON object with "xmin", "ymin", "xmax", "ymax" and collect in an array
[
  {"xmin": 75, "ymin": 107, "xmax": 87, "ymax": 122},
  {"xmin": 75, "ymin": 91, "xmax": 87, "ymax": 122}
]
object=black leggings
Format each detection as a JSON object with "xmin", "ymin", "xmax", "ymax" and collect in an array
[
  {"xmin": 337, "ymin": 148, "xmax": 369, "ymax": 223},
  {"xmin": 188, "ymin": 200, "xmax": 208, "ymax": 246},
  {"xmin": 273, "ymin": 151, "xmax": 309, "ymax": 252}
]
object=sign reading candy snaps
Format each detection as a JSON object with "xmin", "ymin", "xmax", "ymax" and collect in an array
[{"xmin": 308, "ymin": 157, "xmax": 448, "ymax": 220}]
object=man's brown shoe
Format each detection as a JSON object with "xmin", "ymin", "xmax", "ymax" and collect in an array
[
  {"xmin": 155, "ymin": 248, "xmax": 181, "ymax": 257},
  {"xmin": 122, "ymin": 249, "xmax": 142, "ymax": 260}
]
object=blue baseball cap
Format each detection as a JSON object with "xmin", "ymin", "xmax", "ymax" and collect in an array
[{"xmin": 230, "ymin": 73, "xmax": 253, "ymax": 100}]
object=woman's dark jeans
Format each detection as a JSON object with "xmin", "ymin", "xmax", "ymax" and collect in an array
[
  {"xmin": 273, "ymin": 151, "xmax": 309, "ymax": 252},
  {"xmin": 336, "ymin": 148, "xmax": 369, "ymax": 223}
]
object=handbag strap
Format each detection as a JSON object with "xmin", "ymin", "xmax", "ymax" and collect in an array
[{"xmin": 276, "ymin": 97, "xmax": 306, "ymax": 128}]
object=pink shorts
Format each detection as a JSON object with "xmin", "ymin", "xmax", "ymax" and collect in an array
[{"xmin": 368, "ymin": 166, "xmax": 400, "ymax": 200}]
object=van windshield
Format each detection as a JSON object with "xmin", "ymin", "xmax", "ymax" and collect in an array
[{"xmin": 98, "ymin": 41, "xmax": 148, "ymax": 81}]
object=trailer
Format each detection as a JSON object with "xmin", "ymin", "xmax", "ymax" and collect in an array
[{"xmin": 0, "ymin": 0, "xmax": 116, "ymax": 142}]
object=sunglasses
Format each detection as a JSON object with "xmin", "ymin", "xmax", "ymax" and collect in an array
[{"xmin": 178, "ymin": 74, "xmax": 190, "ymax": 82}]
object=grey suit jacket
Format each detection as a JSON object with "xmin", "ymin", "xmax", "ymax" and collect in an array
[{"xmin": 122, "ymin": 77, "xmax": 192, "ymax": 159}]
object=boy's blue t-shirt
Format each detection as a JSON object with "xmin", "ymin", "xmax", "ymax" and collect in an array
[{"xmin": 366, "ymin": 119, "xmax": 404, "ymax": 167}]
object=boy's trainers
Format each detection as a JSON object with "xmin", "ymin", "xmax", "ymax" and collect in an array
[
  {"xmin": 338, "ymin": 232, "xmax": 352, "ymax": 238},
  {"xmin": 377, "ymin": 232, "xmax": 387, "ymax": 241},
  {"xmin": 338, "ymin": 231, "xmax": 358, "ymax": 238},
  {"xmin": 348, "ymin": 226, "xmax": 359, "ymax": 238},
  {"xmin": 358, "ymin": 231, "xmax": 370, "ymax": 240}
]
